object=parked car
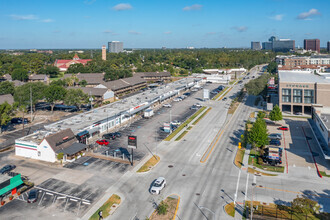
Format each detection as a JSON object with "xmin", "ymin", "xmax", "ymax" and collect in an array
[
  {"xmin": 103, "ymin": 133, "xmax": 116, "ymax": 140},
  {"xmin": 210, "ymin": 91, "xmax": 218, "ymax": 94},
  {"xmin": 163, "ymin": 104, "xmax": 172, "ymax": 108},
  {"xmin": 278, "ymin": 126, "xmax": 289, "ymax": 131},
  {"xmin": 0, "ymin": 165, "xmax": 16, "ymax": 174},
  {"xmin": 174, "ymin": 98, "xmax": 182, "ymax": 102},
  {"xmin": 171, "ymin": 120, "xmax": 181, "ymax": 126},
  {"xmin": 268, "ymin": 133, "xmax": 282, "ymax": 140},
  {"xmin": 150, "ymin": 177, "xmax": 166, "ymax": 194},
  {"xmin": 269, "ymin": 139, "xmax": 281, "ymax": 146},
  {"xmin": 96, "ymin": 139, "xmax": 109, "ymax": 145},
  {"xmin": 223, "ymin": 97, "xmax": 227, "ymax": 101},
  {"xmin": 27, "ymin": 189, "xmax": 39, "ymax": 203},
  {"xmin": 194, "ymin": 103, "xmax": 202, "ymax": 107},
  {"xmin": 11, "ymin": 118, "xmax": 29, "ymax": 124},
  {"xmin": 191, "ymin": 88, "xmax": 199, "ymax": 92},
  {"xmin": 183, "ymin": 92, "xmax": 191, "ymax": 96},
  {"xmin": 190, "ymin": 105, "xmax": 199, "ymax": 110}
]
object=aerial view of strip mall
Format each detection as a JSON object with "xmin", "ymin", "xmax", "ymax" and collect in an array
[{"xmin": 0, "ymin": 0, "xmax": 329, "ymax": 219}]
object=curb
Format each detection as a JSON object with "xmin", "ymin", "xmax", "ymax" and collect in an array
[
  {"xmin": 172, "ymin": 194, "xmax": 181, "ymax": 220},
  {"xmin": 136, "ymin": 155, "xmax": 160, "ymax": 174}
]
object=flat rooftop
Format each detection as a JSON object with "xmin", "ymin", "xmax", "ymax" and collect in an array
[
  {"xmin": 279, "ymin": 71, "xmax": 330, "ymax": 84},
  {"xmin": 19, "ymin": 77, "xmax": 201, "ymax": 144}
]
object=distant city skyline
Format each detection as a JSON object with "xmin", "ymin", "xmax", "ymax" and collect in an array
[{"xmin": 0, "ymin": 0, "xmax": 329, "ymax": 49}]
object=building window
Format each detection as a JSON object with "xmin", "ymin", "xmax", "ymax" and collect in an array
[
  {"xmin": 282, "ymin": 88, "xmax": 291, "ymax": 103},
  {"xmin": 293, "ymin": 89, "xmax": 302, "ymax": 103},
  {"xmin": 304, "ymin": 89, "xmax": 314, "ymax": 104}
]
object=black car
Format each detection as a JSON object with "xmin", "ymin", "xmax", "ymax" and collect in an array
[
  {"xmin": 102, "ymin": 132, "xmax": 121, "ymax": 140},
  {"xmin": 269, "ymin": 139, "xmax": 281, "ymax": 146},
  {"xmin": 183, "ymin": 92, "xmax": 191, "ymax": 96},
  {"xmin": 27, "ymin": 189, "xmax": 38, "ymax": 203},
  {"xmin": 0, "ymin": 165, "xmax": 16, "ymax": 174},
  {"xmin": 11, "ymin": 118, "xmax": 29, "ymax": 124}
]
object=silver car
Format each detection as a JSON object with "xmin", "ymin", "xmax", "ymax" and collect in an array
[{"xmin": 150, "ymin": 177, "xmax": 166, "ymax": 194}]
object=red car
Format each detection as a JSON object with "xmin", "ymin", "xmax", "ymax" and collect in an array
[
  {"xmin": 278, "ymin": 126, "xmax": 289, "ymax": 131},
  {"xmin": 96, "ymin": 139, "xmax": 109, "ymax": 145}
]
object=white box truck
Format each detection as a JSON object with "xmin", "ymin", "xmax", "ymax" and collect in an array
[{"xmin": 144, "ymin": 109, "xmax": 154, "ymax": 118}]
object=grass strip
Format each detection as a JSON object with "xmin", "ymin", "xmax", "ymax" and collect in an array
[
  {"xmin": 149, "ymin": 196, "xmax": 179, "ymax": 220},
  {"xmin": 192, "ymin": 107, "xmax": 212, "ymax": 125},
  {"xmin": 319, "ymin": 171, "xmax": 330, "ymax": 178},
  {"xmin": 164, "ymin": 107, "xmax": 206, "ymax": 141},
  {"xmin": 224, "ymin": 202, "xmax": 235, "ymax": 217},
  {"xmin": 234, "ymin": 148, "xmax": 245, "ymax": 168},
  {"xmin": 89, "ymin": 194, "xmax": 121, "ymax": 220},
  {"xmin": 137, "ymin": 155, "xmax": 160, "ymax": 173},
  {"xmin": 249, "ymin": 149, "xmax": 284, "ymax": 173},
  {"xmin": 175, "ymin": 131, "xmax": 188, "ymax": 141}
]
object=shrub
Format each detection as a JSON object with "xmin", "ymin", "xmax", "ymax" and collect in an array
[
  {"xmin": 157, "ymin": 201, "xmax": 168, "ymax": 215},
  {"xmin": 258, "ymin": 156, "xmax": 264, "ymax": 165}
]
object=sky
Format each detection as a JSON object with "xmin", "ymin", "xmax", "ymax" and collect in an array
[{"xmin": 0, "ymin": 0, "xmax": 329, "ymax": 49}]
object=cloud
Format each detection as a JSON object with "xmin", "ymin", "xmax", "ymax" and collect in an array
[
  {"xmin": 112, "ymin": 3, "xmax": 132, "ymax": 11},
  {"xmin": 270, "ymin": 14, "xmax": 284, "ymax": 21},
  {"xmin": 183, "ymin": 4, "xmax": 203, "ymax": 11},
  {"xmin": 297, "ymin": 9, "xmax": 321, "ymax": 20},
  {"xmin": 103, "ymin": 30, "xmax": 119, "ymax": 35},
  {"xmin": 41, "ymin": 19, "xmax": 54, "ymax": 23},
  {"xmin": 10, "ymin": 14, "xmax": 38, "ymax": 20},
  {"xmin": 164, "ymin": 31, "xmax": 172, "ymax": 34},
  {"xmin": 129, "ymin": 31, "xmax": 141, "ymax": 35},
  {"xmin": 232, "ymin": 26, "xmax": 248, "ymax": 32}
]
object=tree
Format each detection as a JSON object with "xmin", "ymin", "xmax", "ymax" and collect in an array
[
  {"xmin": 57, "ymin": 152, "xmax": 64, "ymax": 160},
  {"xmin": 79, "ymin": 80, "xmax": 87, "ymax": 87},
  {"xmin": 267, "ymin": 62, "xmax": 278, "ymax": 74},
  {"xmin": 64, "ymin": 89, "xmax": 89, "ymax": 109},
  {"xmin": 50, "ymin": 79, "xmax": 66, "ymax": 87},
  {"xmin": 291, "ymin": 196, "xmax": 319, "ymax": 215},
  {"xmin": 0, "ymin": 102, "xmax": 14, "ymax": 133},
  {"xmin": 269, "ymin": 105, "xmax": 282, "ymax": 124},
  {"xmin": 11, "ymin": 68, "xmax": 29, "ymax": 81},
  {"xmin": 64, "ymin": 75, "xmax": 78, "ymax": 87},
  {"xmin": 248, "ymin": 118, "xmax": 269, "ymax": 148},
  {"xmin": 0, "ymin": 81, "xmax": 15, "ymax": 95},
  {"xmin": 257, "ymin": 111, "xmax": 266, "ymax": 119},
  {"xmin": 44, "ymin": 85, "xmax": 67, "ymax": 112},
  {"xmin": 39, "ymin": 65, "xmax": 60, "ymax": 78}
]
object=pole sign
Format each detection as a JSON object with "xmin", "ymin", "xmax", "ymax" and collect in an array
[
  {"xmin": 203, "ymin": 89, "xmax": 210, "ymax": 100},
  {"xmin": 128, "ymin": 135, "xmax": 137, "ymax": 149}
]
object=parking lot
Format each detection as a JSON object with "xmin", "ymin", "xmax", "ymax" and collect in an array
[{"xmin": 0, "ymin": 82, "xmax": 223, "ymax": 219}]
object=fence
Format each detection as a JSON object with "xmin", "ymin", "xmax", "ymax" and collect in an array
[{"xmin": 247, "ymin": 204, "xmax": 317, "ymax": 220}]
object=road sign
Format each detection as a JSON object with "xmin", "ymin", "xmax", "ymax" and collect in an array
[{"xmin": 128, "ymin": 136, "xmax": 137, "ymax": 149}]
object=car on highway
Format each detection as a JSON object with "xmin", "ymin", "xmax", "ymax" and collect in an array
[
  {"xmin": 27, "ymin": 189, "xmax": 39, "ymax": 203},
  {"xmin": 173, "ymin": 97, "xmax": 182, "ymax": 102},
  {"xmin": 163, "ymin": 103, "xmax": 172, "ymax": 108},
  {"xmin": 278, "ymin": 126, "xmax": 289, "ymax": 131},
  {"xmin": 0, "ymin": 165, "xmax": 16, "ymax": 174},
  {"xmin": 150, "ymin": 177, "xmax": 166, "ymax": 194},
  {"xmin": 268, "ymin": 133, "xmax": 282, "ymax": 140},
  {"xmin": 96, "ymin": 139, "xmax": 109, "ymax": 145},
  {"xmin": 194, "ymin": 103, "xmax": 202, "ymax": 107},
  {"xmin": 269, "ymin": 139, "xmax": 281, "ymax": 146}
]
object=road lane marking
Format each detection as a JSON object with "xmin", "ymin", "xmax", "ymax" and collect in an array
[
  {"xmin": 234, "ymin": 169, "xmax": 241, "ymax": 205},
  {"xmin": 244, "ymin": 173, "xmax": 249, "ymax": 202}
]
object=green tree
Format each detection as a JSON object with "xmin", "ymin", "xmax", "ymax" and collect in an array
[
  {"xmin": 248, "ymin": 118, "xmax": 269, "ymax": 148},
  {"xmin": 267, "ymin": 62, "xmax": 278, "ymax": 74},
  {"xmin": 0, "ymin": 81, "xmax": 15, "ymax": 95},
  {"xmin": 0, "ymin": 102, "xmax": 14, "ymax": 133},
  {"xmin": 257, "ymin": 111, "xmax": 266, "ymax": 119},
  {"xmin": 79, "ymin": 80, "xmax": 87, "ymax": 87},
  {"xmin": 11, "ymin": 68, "xmax": 29, "ymax": 81},
  {"xmin": 269, "ymin": 105, "xmax": 282, "ymax": 124},
  {"xmin": 39, "ymin": 65, "xmax": 60, "ymax": 78},
  {"xmin": 291, "ymin": 196, "xmax": 319, "ymax": 215},
  {"xmin": 57, "ymin": 152, "xmax": 64, "ymax": 160},
  {"xmin": 50, "ymin": 79, "xmax": 66, "ymax": 87},
  {"xmin": 44, "ymin": 85, "xmax": 67, "ymax": 112},
  {"xmin": 64, "ymin": 89, "xmax": 89, "ymax": 109}
]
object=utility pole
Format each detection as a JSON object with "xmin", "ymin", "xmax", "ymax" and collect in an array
[{"xmin": 30, "ymin": 86, "xmax": 33, "ymax": 122}]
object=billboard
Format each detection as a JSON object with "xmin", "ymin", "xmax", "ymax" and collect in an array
[
  {"xmin": 203, "ymin": 89, "xmax": 210, "ymax": 100},
  {"xmin": 128, "ymin": 136, "xmax": 137, "ymax": 149}
]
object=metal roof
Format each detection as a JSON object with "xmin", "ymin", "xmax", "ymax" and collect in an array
[{"xmin": 279, "ymin": 71, "xmax": 330, "ymax": 84}]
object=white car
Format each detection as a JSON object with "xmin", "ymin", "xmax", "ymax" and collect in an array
[
  {"xmin": 194, "ymin": 103, "xmax": 202, "ymax": 107},
  {"xmin": 174, "ymin": 98, "xmax": 182, "ymax": 102},
  {"xmin": 150, "ymin": 177, "xmax": 166, "ymax": 194},
  {"xmin": 191, "ymin": 88, "xmax": 198, "ymax": 92},
  {"xmin": 163, "ymin": 103, "xmax": 172, "ymax": 108},
  {"xmin": 171, "ymin": 120, "xmax": 181, "ymax": 126}
]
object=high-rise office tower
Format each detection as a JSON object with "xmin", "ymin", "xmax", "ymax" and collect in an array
[
  {"xmin": 327, "ymin": 41, "xmax": 330, "ymax": 52},
  {"xmin": 262, "ymin": 42, "xmax": 273, "ymax": 50},
  {"xmin": 102, "ymin": 45, "xmax": 106, "ymax": 60},
  {"xmin": 108, "ymin": 41, "xmax": 124, "ymax": 53},
  {"xmin": 304, "ymin": 39, "xmax": 320, "ymax": 53},
  {"xmin": 272, "ymin": 39, "xmax": 295, "ymax": 52},
  {"xmin": 251, "ymin": 42, "xmax": 261, "ymax": 50}
]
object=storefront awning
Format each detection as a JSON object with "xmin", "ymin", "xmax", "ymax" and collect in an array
[{"xmin": 0, "ymin": 174, "xmax": 24, "ymax": 196}]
